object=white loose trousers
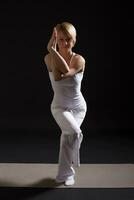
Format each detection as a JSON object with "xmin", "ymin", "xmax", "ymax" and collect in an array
[{"xmin": 51, "ymin": 103, "xmax": 87, "ymax": 180}]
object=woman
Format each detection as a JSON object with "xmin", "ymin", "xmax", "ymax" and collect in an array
[{"xmin": 44, "ymin": 22, "xmax": 87, "ymax": 186}]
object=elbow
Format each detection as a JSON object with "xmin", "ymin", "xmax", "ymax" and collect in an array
[
  {"xmin": 63, "ymin": 68, "xmax": 70, "ymax": 74},
  {"xmin": 54, "ymin": 76, "xmax": 62, "ymax": 81},
  {"xmin": 66, "ymin": 68, "xmax": 70, "ymax": 73},
  {"xmin": 54, "ymin": 78, "xmax": 62, "ymax": 81}
]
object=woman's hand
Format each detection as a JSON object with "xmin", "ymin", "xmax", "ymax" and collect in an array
[
  {"xmin": 52, "ymin": 27, "xmax": 57, "ymax": 50},
  {"xmin": 47, "ymin": 27, "xmax": 57, "ymax": 52}
]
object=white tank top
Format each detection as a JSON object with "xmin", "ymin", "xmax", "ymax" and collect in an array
[{"xmin": 49, "ymin": 71, "xmax": 86, "ymax": 109}]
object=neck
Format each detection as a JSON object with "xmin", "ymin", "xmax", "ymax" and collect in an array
[{"xmin": 59, "ymin": 49, "xmax": 73, "ymax": 58}]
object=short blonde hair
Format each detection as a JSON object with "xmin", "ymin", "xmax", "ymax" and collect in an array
[{"xmin": 56, "ymin": 22, "xmax": 77, "ymax": 44}]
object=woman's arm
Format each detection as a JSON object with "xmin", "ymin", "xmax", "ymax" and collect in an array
[
  {"xmin": 44, "ymin": 53, "xmax": 85, "ymax": 80},
  {"xmin": 44, "ymin": 53, "xmax": 63, "ymax": 81},
  {"xmin": 50, "ymin": 47, "xmax": 70, "ymax": 74},
  {"xmin": 61, "ymin": 55, "xmax": 85, "ymax": 78},
  {"xmin": 44, "ymin": 54, "xmax": 52, "ymax": 71},
  {"xmin": 47, "ymin": 28, "xmax": 70, "ymax": 74},
  {"xmin": 47, "ymin": 28, "xmax": 57, "ymax": 53}
]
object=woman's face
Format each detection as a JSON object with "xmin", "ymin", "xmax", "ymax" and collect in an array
[{"xmin": 57, "ymin": 31, "xmax": 74, "ymax": 50}]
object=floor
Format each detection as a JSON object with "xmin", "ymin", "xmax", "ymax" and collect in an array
[{"xmin": 0, "ymin": 163, "xmax": 134, "ymax": 188}]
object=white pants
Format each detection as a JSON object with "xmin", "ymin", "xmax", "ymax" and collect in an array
[{"xmin": 51, "ymin": 103, "xmax": 87, "ymax": 180}]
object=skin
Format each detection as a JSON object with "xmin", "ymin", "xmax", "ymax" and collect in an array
[{"xmin": 44, "ymin": 26, "xmax": 85, "ymax": 81}]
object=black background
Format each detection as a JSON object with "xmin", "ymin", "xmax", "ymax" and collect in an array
[
  {"xmin": 0, "ymin": 1, "xmax": 133, "ymax": 133},
  {"xmin": 0, "ymin": 2, "xmax": 134, "ymax": 199}
]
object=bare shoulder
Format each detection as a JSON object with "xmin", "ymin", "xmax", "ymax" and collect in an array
[
  {"xmin": 44, "ymin": 53, "xmax": 51, "ymax": 65},
  {"xmin": 44, "ymin": 53, "xmax": 52, "ymax": 72},
  {"xmin": 72, "ymin": 53, "xmax": 86, "ymax": 72}
]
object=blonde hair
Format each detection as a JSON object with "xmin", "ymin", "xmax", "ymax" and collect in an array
[{"xmin": 56, "ymin": 22, "xmax": 77, "ymax": 44}]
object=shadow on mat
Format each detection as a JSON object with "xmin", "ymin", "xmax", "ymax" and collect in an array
[{"xmin": 0, "ymin": 177, "xmax": 63, "ymax": 200}]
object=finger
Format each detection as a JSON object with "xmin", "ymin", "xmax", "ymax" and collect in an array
[{"xmin": 54, "ymin": 27, "xmax": 57, "ymax": 37}]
